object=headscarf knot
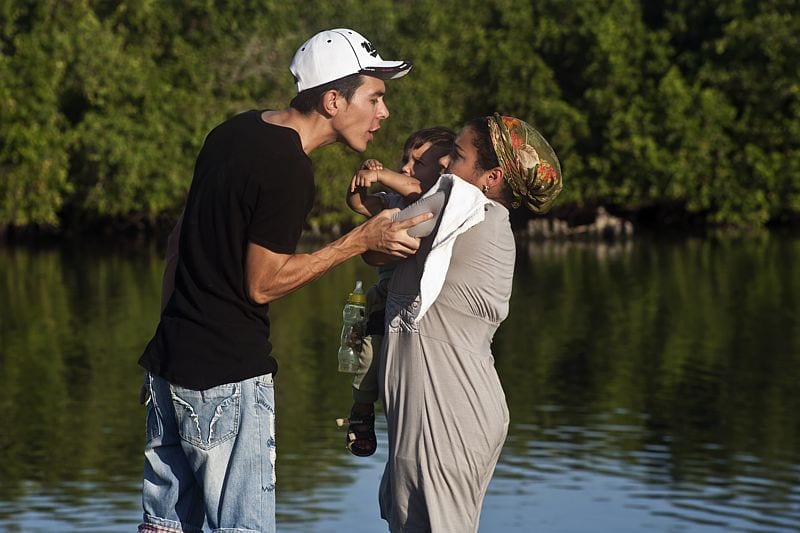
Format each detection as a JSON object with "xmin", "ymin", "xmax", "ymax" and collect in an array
[{"xmin": 488, "ymin": 113, "xmax": 563, "ymax": 213}]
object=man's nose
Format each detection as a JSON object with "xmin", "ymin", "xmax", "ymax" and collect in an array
[
  {"xmin": 438, "ymin": 154, "xmax": 451, "ymax": 171},
  {"xmin": 377, "ymin": 101, "xmax": 389, "ymax": 120}
]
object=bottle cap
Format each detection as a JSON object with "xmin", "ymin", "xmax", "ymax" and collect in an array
[
  {"xmin": 348, "ymin": 292, "xmax": 367, "ymax": 304},
  {"xmin": 348, "ymin": 280, "xmax": 367, "ymax": 304}
]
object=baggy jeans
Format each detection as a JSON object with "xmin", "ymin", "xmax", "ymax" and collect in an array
[{"xmin": 139, "ymin": 372, "xmax": 276, "ymax": 533}]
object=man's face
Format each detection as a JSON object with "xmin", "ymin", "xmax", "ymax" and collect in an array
[{"xmin": 333, "ymin": 76, "xmax": 389, "ymax": 152}]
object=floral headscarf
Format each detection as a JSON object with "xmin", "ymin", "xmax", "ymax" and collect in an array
[{"xmin": 488, "ymin": 113, "xmax": 563, "ymax": 213}]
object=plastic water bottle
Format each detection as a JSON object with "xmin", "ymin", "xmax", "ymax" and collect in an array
[{"xmin": 337, "ymin": 281, "xmax": 366, "ymax": 373}]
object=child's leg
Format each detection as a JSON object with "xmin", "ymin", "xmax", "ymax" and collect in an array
[
  {"xmin": 352, "ymin": 331, "xmax": 382, "ymax": 405},
  {"xmin": 351, "ymin": 279, "xmax": 388, "ymax": 405},
  {"xmin": 345, "ymin": 278, "xmax": 388, "ymax": 456}
]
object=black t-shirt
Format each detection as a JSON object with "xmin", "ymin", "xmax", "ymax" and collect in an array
[{"xmin": 138, "ymin": 110, "xmax": 315, "ymax": 389}]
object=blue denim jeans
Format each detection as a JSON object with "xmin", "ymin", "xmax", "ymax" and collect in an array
[{"xmin": 139, "ymin": 372, "xmax": 276, "ymax": 533}]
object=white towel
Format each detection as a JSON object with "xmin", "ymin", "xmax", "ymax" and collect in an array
[{"xmin": 415, "ymin": 173, "xmax": 493, "ymax": 322}]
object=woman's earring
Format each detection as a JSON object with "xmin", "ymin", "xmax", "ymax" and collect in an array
[{"xmin": 482, "ymin": 184, "xmax": 489, "ymax": 193}]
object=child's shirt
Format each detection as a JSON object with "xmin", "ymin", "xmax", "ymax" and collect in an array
[
  {"xmin": 374, "ymin": 191, "xmax": 411, "ymax": 280},
  {"xmin": 374, "ymin": 191, "xmax": 409, "ymax": 210}
]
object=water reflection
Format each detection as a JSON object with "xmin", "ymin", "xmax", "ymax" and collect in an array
[{"xmin": 0, "ymin": 235, "xmax": 798, "ymax": 532}]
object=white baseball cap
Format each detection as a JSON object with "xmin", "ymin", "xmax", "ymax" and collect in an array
[{"xmin": 290, "ymin": 28, "xmax": 412, "ymax": 93}]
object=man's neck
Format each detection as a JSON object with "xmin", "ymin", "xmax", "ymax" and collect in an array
[{"xmin": 260, "ymin": 109, "xmax": 337, "ymax": 155}]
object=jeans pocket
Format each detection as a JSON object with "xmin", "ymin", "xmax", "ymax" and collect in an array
[
  {"xmin": 255, "ymin": 379, "xmax": 274, "ymax": 410},
  {"xmin": 145, "ymin": 401, "xmax": 161, "ymax": 442},
  {"xmin": 255, "ymin": 379, "xmax": 276, "ymax": 447},
  {"xmin": 255, "ymin": 378, "xmax": 277, "ymax": 491},
  {"xmin": 170, "ymin": 383, "xmax": 241, "ymax": 450},
  {"xmin": 144, "ymin": 374, "xmax": 161, "ymax": 443}
]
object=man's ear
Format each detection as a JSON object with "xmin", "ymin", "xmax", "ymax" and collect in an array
[{"xmin": 320, "ymin": 89, "xmax": 341, "ymax": 118}]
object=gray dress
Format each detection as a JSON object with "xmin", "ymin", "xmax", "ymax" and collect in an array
[{"xmin": 378, "ymin": 202, "xmax": 514, "ymax": 532}]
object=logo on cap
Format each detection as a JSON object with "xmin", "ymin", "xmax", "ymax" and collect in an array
[{"xmin": 361, "ymin": 41, "xmax": 379, "ymax": 58}]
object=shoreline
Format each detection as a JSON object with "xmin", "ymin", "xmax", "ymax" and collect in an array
[{"xmin": 2, "ymin": 205, "xmax": 798, "ymax": 248}]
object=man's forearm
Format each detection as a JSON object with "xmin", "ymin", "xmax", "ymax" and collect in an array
[
  {"xmin": 247, "ymin": 210, "xmax": 428, "ymax": 304},
  {"xmin": 247, "ymin": 226, "xmax": 368, "ymax": 304}
]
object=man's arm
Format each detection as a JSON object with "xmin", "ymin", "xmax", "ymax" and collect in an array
[
  {"xmin": 140, "ymin": 211, "xmax": 182, "ymax": 404},
  {"xmin": 160, "ymin": 212, "xmax": 183, "ymax": 311},
  {"xmin": 246, "ymin": 210, "xmax": 432, "ymax": 304}
]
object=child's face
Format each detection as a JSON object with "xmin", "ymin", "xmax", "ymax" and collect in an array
[{"xmin": 400, "ymin": 142, "xmax": 451, "ymax": 193}]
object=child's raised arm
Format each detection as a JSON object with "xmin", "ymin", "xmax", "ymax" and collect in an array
[
  {"xmin": 346, "ymin": 160, "xmax": 390, "ymax": 217},
  {"xmin": 346, "ymin": 158, "xmax": 423, "ymax": 218},
  {"xmin": 365, "ymin": 168, "xmax": 422, "ymax": 201}
]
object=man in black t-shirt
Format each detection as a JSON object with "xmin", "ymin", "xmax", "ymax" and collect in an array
[{"xmin": 137, "ymin": 29, "xmax": 427, "ymax": 533}]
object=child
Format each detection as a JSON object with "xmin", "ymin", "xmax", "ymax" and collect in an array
[{"xmin": 343, "ymin": 126, "xmax": 455, "ymax": 457}]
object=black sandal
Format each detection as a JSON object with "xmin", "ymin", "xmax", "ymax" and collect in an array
[{"xmin": 337, "ymin": 410, "xmax": 377, "ymax": 457}]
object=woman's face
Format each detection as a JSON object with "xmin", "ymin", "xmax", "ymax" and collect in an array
[{"xmin": 440, "ymin": 126, "xmax": 491, "ymax": 189}]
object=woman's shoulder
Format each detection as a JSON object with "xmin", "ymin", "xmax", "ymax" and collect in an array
[
  {"xmin": 483, "ymin": 202, "xmax": 511, "ymax": 230},
  {"xmin": 481, "ymin": 203, "xmax": 515, "ymax": 254},
  {"xmin": 455, "ymin": 202, "xmax": 513, "ymax": 250}
]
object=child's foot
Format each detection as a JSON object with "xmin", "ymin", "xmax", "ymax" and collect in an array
[{"xmin": 337, "ymin": 403, "xmax": 377, "ymax": 457}]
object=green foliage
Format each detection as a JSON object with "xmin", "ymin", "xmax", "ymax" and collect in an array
[
  {"xmin": 0, "ymin": 0, "xmax": 73, "ymax": 227},
  {"xmin": 0, "ymin": 0, "xmax": 798, "ymax": 231}
]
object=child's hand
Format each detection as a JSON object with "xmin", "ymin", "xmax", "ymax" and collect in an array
[
  {"xmin": 350, "ymin": 168, "xmax": 382, "ymax": 192},
  {"xmin": 360, "ymin": 159, "xmax": 384, "ymax": 171}
]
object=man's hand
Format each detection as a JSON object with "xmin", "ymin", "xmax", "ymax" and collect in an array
[{"xmin": 359, "ymin": 208, "xmax": 433, "ymax": 257}]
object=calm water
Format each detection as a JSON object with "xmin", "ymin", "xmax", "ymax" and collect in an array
[{"xmin": 0, "ymin": 234, "xmax": 798, "ymax": 532}]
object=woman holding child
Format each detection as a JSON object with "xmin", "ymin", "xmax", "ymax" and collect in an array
[{"xmin": 348, "ymin": 113, "xmax": 562, "ymax": 532}]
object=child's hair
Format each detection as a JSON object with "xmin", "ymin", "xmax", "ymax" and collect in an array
[{"xmin": 401, "ymin": 126, "xmax": 455, "ymax": 165}]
